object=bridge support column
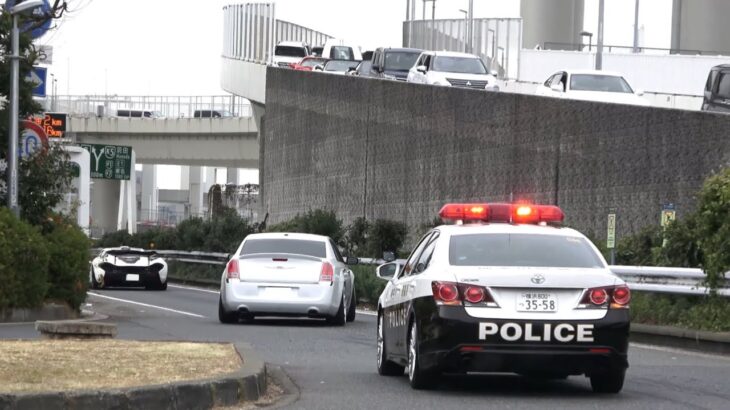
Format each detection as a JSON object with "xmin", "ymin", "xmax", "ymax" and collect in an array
[
  {"xmin": 188, "ymin": 166, "xmax": 204, "ymax": 217},
  {"xmin": 141, "ymin": 165, "xmax": 158, "ymax": 222},
  {"xmin": 227, "ymin": 167, "xmax": 239, "ymax": 185},
  {"xmin": 90, "ymin": 179, "xmax": 121, "ymax": 236}
]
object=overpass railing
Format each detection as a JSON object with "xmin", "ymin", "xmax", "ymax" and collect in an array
[
  {"xmin": 223, "ymin": 2, "xmax": 333, "ymax": 65},
  {"xmin": 129, "ymin": 249, "xmax": 730, "ymax": 297},
  {"xmin": 47, "ymin": 95, "xmax": 253, "ymax": 119}
]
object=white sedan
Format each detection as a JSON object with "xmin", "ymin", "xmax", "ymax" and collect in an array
[
  {"xmin": 536, "ymin": 70, "xmax": 649, "ymax": 106},
  {"xmin": 90, "ymin": 247, "xmax": 168, "ymax": 290},
  {"xmin": 219, "ymin": 233, "xmax": 358, "ymax": 325}
]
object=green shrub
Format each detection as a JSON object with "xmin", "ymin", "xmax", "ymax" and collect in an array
[
  {"xmin": 364, "ymin": 219, "xmax": 408, "ymax": 259},
  {"xmin": 44, "ymin": 222, "xmax": 91, "ymax": 310},
  {"xmin": 95, "ymin": 229, "xmax": 133, "ymax": 248},
  {"xmin": 344, "ymin": 217, "xmax": 369, "ymax": 255},
  {"xmin": 630, "ymin": 292, "xmax": 730, "ymax": 331},
  {"xmin": 166, "ymin": 261, "xmax": 222, "ymax": 284},
  {"xmin": 352, "ymin": 264, "xmax": 386, "ymax": 305},
  {"xmin": 695, "ymin": 169, "xmax": 730, "ymax": 291},
  {"xmin": 267, "ymin": 209, "xmax": 345, "ymax": 244},
  {"xmin": 614, "ymin": 225, "xmax": 663, "ymax": 266},
  {"xmin": 0, "ymin": 208, "xmax": 50, "ymax": 309}
]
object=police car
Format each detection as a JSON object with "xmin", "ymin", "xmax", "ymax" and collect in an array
[{"xmin": 375, "ymin": 203, "xmax": 630, "ymax": 393}]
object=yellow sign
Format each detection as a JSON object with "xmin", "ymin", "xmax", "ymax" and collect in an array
[
  {"xmin": 607, "ymin": 213, "xmax": 616, "ymax": 249},
  {"xmin": 661, "ymin": 209, "xmax": 676, "ymax": 228}
]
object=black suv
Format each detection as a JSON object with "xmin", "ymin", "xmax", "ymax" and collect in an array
[
  {"xmin": 369, "ymin": 47, "xmax": 422, "ymax": 81},
  {"xmin": 702, "ymin": 64, "xmax": 730, "ymax": 113}
]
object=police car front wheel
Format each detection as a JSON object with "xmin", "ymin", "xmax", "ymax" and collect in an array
[{"xmin": 589, "ymin": 368, "xmax": 625, "ymax": 394}]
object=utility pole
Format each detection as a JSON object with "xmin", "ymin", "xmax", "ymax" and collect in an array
[
  {"xmin": 467, "ymin": 0, "xmax": 474, "ymax": 54},
  {"xmin": 596, "ymin": 0, "xmax": 605, "ymax": 70},
  {"xmin": 406, "ymin": 0, "xmax": 410, "ymax": 47},
  {"xmin": 431, "ymin": 0, "xmax": 436, "ymax": 50},
  {"xmin": 6, "ymin": 13, "xmax": 20, "ymax": 216},
  {"xmin": 633, "ymin": 0, "xmax": 640, "ymax": 53}
]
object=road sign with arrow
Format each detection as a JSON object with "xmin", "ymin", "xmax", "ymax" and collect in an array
[{"xmin": 26, "ymin": 66, "xmax": 47, "ymax": 97}]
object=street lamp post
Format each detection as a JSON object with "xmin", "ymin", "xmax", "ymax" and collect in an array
[
  {"xmin": 596, "ymin": 0, "xmax": 605, "ymax": 70},
  {"xmin": 4, "ymin": 0, "xmax": 45, "ymax": 217},
  {"xmin": 459, "ymin": 9, "xmax": 468, "ymax": 52},
  {"xmin": 467, "ymin": 0, "xmax": 473, "ymax": 54}
]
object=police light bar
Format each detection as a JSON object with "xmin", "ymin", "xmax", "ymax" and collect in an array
[{"xmin": 438, "ymin": 203, "xmax": 564, "ymax": 224}]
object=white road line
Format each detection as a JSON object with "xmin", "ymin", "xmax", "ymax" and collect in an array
[
  {"xmin": 630, "ymin": 342, "xmax": 730, "ymax": 360},
  {"xmin": 168, "ymin": 284, "xmax": 220, "ymax": 294},
  {"xmin": 356, "ymin": 310, "xmax": 377, "ymax": 316},
  {"xmin": 87, "ymin": 292, "xmax": 207, "ymax": 319}
]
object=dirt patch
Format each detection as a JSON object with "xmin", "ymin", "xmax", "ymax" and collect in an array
[{"xmin": 0, "ymin": 340, "xmax": 241, "ymax": 394}]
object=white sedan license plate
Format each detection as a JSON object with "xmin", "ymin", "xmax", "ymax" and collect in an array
[
  {"xmin": 126, "ymin": 274, "xmax": 140, "ymax": 282},
  {"xmin": 517, "ymin": 292, "xmax": 557, "ymax": 312}
]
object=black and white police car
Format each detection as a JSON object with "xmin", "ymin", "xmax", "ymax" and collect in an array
[{"xmin": 375, "ymin": 203, "xmax": 630, "ymax": 393}]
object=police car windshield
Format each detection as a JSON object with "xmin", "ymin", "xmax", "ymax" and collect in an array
[
  {"xmin": 449, "ymin": 234, "xmax": 604, "ymax": 268},
  {"xmin": 241, "ymin": 239, "xmax": 326, "ymax": 258}
]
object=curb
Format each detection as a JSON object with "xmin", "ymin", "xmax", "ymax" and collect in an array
[
  {"xmin": 631, "ymin": 323, "xmax": 730, "ymax": 355},
  {"xmin": 0, "ymin": 342, "xmax": 266, "ymax": 410}
]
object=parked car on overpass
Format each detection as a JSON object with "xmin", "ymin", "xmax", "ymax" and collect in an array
[
  {"xmin": 319, "ymin": 59, "xmax": 360, "ymax": 75},
  {"xmin": 218, "ymin": 233, "xmax": 358, "ymax": 325},
  {"xmin": 407, "ymin": 51, "xmax": 499, "ymax": 91},
  {"xmin": 273, "ymin": 41, "xmax": 311, "ymax": 68},
  {"xmin": 347, "ymin": 60, "xmax": 373, "ymax": 77},
  {"xmin": 370, "ymin": 47, "xmax": 422, "ymax": 81},
  {"xmin": 702, "ymin": 64, "xmax": 730, "ymax": 113},
  {"xmin": 291, "ymin": 57, "xmax": 328, "ymax": 71},
  {"xmin": 322, "ymin": 39, "xmax": 363, "ymax": 61},
  {"xmin": 536, "ymin": 70, "xmax": 650, "ymax": 106}
]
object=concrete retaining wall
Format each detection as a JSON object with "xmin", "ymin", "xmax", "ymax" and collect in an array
[{"xmin": 263, "ymin": 67, "xmax": 730, "ymax": 242}]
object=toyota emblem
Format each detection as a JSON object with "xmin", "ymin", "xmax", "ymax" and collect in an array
[{"xmin": 531, "ymin": 274, "xmax": 546, "ymax": 285}]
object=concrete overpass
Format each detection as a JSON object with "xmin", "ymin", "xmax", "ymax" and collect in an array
[{"xmin": 67, "ymin": 116, "xmax": 259, "ymax": 168}]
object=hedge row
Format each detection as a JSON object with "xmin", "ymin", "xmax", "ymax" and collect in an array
[{"xmin": 0, "ymin": 209, "xmax": 89, "ymax": 311}]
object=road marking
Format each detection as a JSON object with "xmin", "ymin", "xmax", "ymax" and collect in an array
[
  {"xmin": 168, "ymin": 284, "xmax": 220, "ymax": 294},
  {"xmin": 630, "ymin": 342, "xmax": 730, "ymax": 360},
  {"xmin": 87, "ymin": 292, "xmax": 206, "ymax": 319},
  {"xmin": 356, "ymin": 310, "xmax": 377, "ymax": 316}
]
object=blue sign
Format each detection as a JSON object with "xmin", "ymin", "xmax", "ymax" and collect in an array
[
  {"xmin": 20, "ymin": 0, "xmax": 53, "ymax": 40},
  {"xmin": 28, "ymin": 66, "xmax": 47, "ymax": 97}
]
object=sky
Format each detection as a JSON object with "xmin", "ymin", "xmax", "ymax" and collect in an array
[{"xmin": 38, "ymin": 0, "xmax": 673, "ymax": 188}]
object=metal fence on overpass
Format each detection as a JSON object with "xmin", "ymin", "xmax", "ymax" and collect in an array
[
  {"xmin": 48, "ymin": 95, "xmax": 253, "ymax": 119},
  {"xmin": 222, "ymin": 2, "xmax": 333, "ymax": 66},
  {"xmin": 403, "ymin": 18, "xmax": 522, "ymax": 80}
]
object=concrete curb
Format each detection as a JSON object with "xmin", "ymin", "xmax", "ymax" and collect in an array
[
  {"xmin": 0, "ymin": 342, "xmax": 266, "ymax": 410},
  {"xmin": 631, "ymin": 323, "xmax": 730, "ymax": 355},
  {"xmin": 0, "ymin": 303, "xmax": 78, "ymax": 324}
]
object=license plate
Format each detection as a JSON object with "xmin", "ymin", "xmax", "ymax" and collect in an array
[
  {"xmin": 126, "ymin": 274, "xmax": 140, "ymax": 282},
  {"xmin": 516, "ymin": 292, "xmax": 557, "ymax": 312},
  {"xmin": 262, "ymin": 287, "xmax": 295, "ymax": 298}
]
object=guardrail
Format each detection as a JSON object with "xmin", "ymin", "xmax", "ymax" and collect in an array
[{"xmin": 127, "ymin": 250, "xmax": 729, "ymax": 298}]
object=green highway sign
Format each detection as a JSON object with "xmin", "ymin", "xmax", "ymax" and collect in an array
[{"xmin": 79, "ymin": 143, "xmax": 132, "ymax": 180}]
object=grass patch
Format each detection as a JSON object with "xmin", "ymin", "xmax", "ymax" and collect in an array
[
  {"xmin": 167, "ymin": 261, "xmax": 222, "ymax": 284},
  {"xmin": 631, "ymin": 292, "xmax": 730, "ymax": 332},
  {"xmin": 0, "ymin": 340, "xmax": 240, "ymax": 394}
]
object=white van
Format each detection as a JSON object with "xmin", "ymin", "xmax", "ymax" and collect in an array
[
  {"xmin": 322, "ymin": 39, "xmax": 362, "ymax": 61},
  {"xmin": 272, "ymin": 41, "xmax": 311, "ymax": 68}
]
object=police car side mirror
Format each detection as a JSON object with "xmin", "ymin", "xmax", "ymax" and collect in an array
[{"xmin": 376, "ymin": 262, "xmax": 399, "ymax": 280}]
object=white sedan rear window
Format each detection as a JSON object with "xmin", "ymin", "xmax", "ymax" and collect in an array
[
  {"xmin": 449, "ymin": 234, "xmax": 604, "ymax": 268},
  {"xmin": 242, "ymin": 239, "xmax": 326, "ymax": 258}
]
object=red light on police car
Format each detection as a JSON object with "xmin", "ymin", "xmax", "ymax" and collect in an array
[
  {"xmin": 432, "ymin": 281, "xmax": 460, "ymax": 305},
  {"xmin": 438, "ymin": 204, "xmax": 489, "ymax": 221},
  {"xmin": 589, "ymin": 288, "xmax": 608, "ymax": 305},
  {"xmin": 464, "ymin": 286, "xmax": 486, "ymax": 304}
]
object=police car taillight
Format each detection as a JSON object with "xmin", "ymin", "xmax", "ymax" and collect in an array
[
  {"xmin": 579, "ymin": 286, "xmax": 631, "ymax": 309},
  {"xmin": 226, "ymin": 259, "xmax": 240, "ymax": 280},
  {"xmin": 438, "ymin": 203, "xmax": 564, "ymax": 225},
  {"xmin": 431, "ymin": 281, "xmax": 498, "ymax": 307},
  {"xmin": 320, "ymin": 261, "xmax": 334, "ymax": 283}
]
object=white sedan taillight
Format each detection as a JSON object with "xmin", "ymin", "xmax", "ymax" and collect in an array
[{"xmin": 226, "ymin": 259, "xmax": 240, "ymax": 280}]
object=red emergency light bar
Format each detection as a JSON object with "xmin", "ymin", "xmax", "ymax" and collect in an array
[{"xmin": 438, "ymin": 203, "xmax": 565, "ymax": 225}]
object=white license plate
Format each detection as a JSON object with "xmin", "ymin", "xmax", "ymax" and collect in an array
[
  {"xmin": 125, "ymin": 274, "xmax": 140, "ymax": 282},
  {"xmin": 516, "ymin": 292, "xmax": 558, "ymax": 312},
  {"xmin": 262, "ymin": 287, "xmax": 295, "ymax": 298}
]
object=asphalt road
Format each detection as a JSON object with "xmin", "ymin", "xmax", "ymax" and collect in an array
[{"xmin": 2, "ymin": 285, "xmax": 729, "ymax": 410}]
